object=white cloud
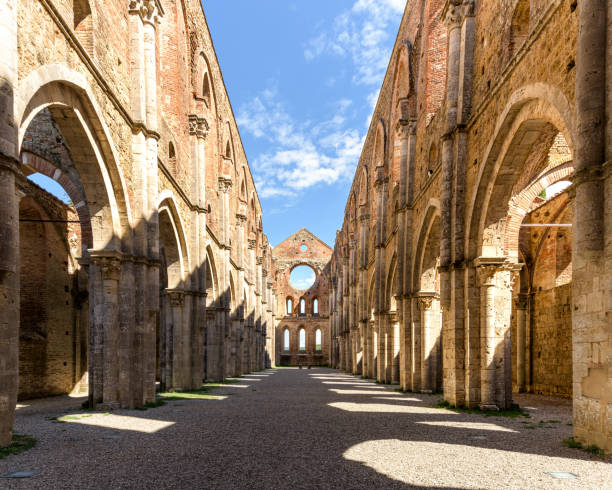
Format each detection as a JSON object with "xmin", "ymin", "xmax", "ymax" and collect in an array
[
  {"xmin": 304, "ymin": 0, "xmax": 404, "ymax": 86},
  {"xmin": 238, "ymin": 88, "xmax": 363, "ymax": 201}
]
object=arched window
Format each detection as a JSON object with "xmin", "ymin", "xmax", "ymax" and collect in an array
[
  {"xmin": 510, "ymin": 0, "xmax": 530, "ymax": 57},
  {"xmin": 168, "ymin": 142, "xmax": 176, "ymax": 160},
  {"xmin": 299, "ymin": 328, "xmax": 306, "ymax": 351},
  {"xmin": 300, "ymin": 298, "xmax": 306, "ymax": 315},
  {"xmin": 225, "ymin": 141, "xmax": 231, "ymax": 159},
  {"xmin": 313, "ymin": 298, "xmax": 319, "ymax": 315},
  {"xmin": 283, "ymin": 329, "xmax": 290, "ymax": 351},
  {"xmin": 286, "ymin": 297, "xmax": 293, "ymax": 315},
  {"xmin": 202, "ymin": 71, "xmax": 211, "ymax": 106},
  {"xmin": 73, "ymin": 0, "xmax": 93, "ymax": 55},
  {"xmin": 315, "ymin": 329, "xmax": 322, "ymax": 351}
]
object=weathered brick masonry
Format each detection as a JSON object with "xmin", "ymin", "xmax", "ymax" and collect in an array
[
  {"xmin": 0, "ymin": 0, "xmax": 277, "ymax": 447},
  {"xmin": 329, "ymin": 0, "xmax": 612, "ymax": 452}
]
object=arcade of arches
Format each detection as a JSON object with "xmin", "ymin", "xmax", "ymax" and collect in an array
[
  {"xmin": 328, "ymin": 0, "xmax": 612, "ymax": 453},
  {"xmin": 0, "ymin": 0, "xmax": 610, "ymax": 458}
]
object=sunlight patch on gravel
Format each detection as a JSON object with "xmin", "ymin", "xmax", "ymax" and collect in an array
[
  {"xmin": 416, "ymin": 421, "xmax": 519, "ymax": 432},
  {"xmin": 343, "ymin": 439, "xmax": 609, "ymax": 489},
  {"xmin": 63, "ymin": 414, "xmax": 175, "ymax": 433},
  {"xmin": 328, "ymin": 389, "xmax": 406, "ymax": 396},
  {"xmin": 328, "ymin": 402, "xmax": 454, "ymax": 414}
]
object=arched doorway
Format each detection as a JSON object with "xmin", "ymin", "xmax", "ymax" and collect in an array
[{"xmin": 465, "ymin": 92, "xmax": 575, "ymax": 410}]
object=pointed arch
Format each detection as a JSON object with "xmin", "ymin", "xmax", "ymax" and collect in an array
[
  {"xmin": 466, "ymin": 84, "xmax": 575, "ymax": 260},
  {"xmin": 413, "ymin": 201, "xmax": 442, "ymax": 293},
  {"xmin": 158, "ymin": 192, "xmax": 190, "ymax": 288},
  {"xmin": 18, "ymin": 67, "xmax": 131, "ymax": 252}
]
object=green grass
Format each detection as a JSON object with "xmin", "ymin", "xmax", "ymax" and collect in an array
[
  {"xmin": 0, "ymin": 435, "xmax": 36, "ymax": 460},
  {"xmin": 157, "ymin": 380, "xmax": 237, "ymax": 402},
  {"xmin": 158, "ymin": 392, "xmax": 223, "ymax": 401},
  {"xmin": 563, "ymin": 437, "xmax": 608, "ymax": 459},
  {"xmin": 134, "ymin": 399, "xmax": 167, "ymax": 410},
  {"xmin": 394, "ymin": 387, "xmax": 413, "ymax": 393},
  {"xmin": 435, "ymin": 399, "xmax": 530, "ymax": 418}
]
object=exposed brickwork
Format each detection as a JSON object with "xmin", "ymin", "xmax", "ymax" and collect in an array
[{"xmin": 273, "ymin": 229, "xmax": 332, "ymax": 366}]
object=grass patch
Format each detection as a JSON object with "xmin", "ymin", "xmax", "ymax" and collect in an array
[
  {"xmin": 563, "ymin": 437, "xmax": 608, "ymax": 459},
  {"xmin": 158, "ymin": 392, "xmax": 223, "ymax": 401},
  {"xmin": 394, "ymin": 387, "xmax": 413, "ymax": 393},
  {"xmin": 0, "ymin": 435, "xmax": 36, "ymax": 460},
  {"xmin": 134, "ymin": 399, "xmax": 167, "ymax": 410},
  {"xmin": 435, "ymin": 399, "xmax": 530, "ymax": 418},
  {"xmin": 157, "ymin": 380, "xmax": 235, "ymax": 402}
]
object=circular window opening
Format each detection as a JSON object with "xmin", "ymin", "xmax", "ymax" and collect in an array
[
  {"xmin": 300, "ymin": 244, "xmax": 308, "ymax": 252},
  {"xmin": 290, "ymin": 265, "xmax": 315, "ymax": 290}
]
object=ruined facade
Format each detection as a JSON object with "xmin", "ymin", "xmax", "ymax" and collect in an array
[
  {"xmin": 329, "ymin": 0, "xmax": 612, "ymax": 452},
  {"xmin": 272, "ymin": 229, "xmax": 332, "ymax": 366},
  {"xmin": 0, "ymin": 0, "xmax": 277, "ymax": 447}
]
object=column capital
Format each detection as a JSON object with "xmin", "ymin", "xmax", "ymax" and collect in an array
[
  {"xmin": 256, "ymin": 257, "xmax": 264, "ymax": 266},
  {"xmin": 90, "ymin": 253, "xmax": 122, "ymax": 280},
  {"xmin": 188, "ymin": 115, "xmax": 210, "ymax": 140},
  {"xmin": 442, "ymin": 0, "xmax": 475, "ymax": 29},
  {"xmin": 248, "ymin": 239, "xmax": 257, "ymax": 250},
  {"xmin": 129, "ymin": 0, "xmax": 162, "ymax": 25},
  {"xmin": 166, "ymin": 289, "xmax": 185, "ymax": 307},
  {"xmin": 235, "ymin": 213, "xmax": 247, "ymax": 226},
  {"xmin": 473, "ymin": 258, "xmax": 522, "ymax": 287},
  {"xmin": 396, "ymin": 118, "xmax": 416, "ymax": 139},
  {"xmin": 218, "ymin": 177, "xmax": 232, "ymax": 193},
  {"xmin": 0, "ymin": 153, "xmax": 20, "ymax": 175}
]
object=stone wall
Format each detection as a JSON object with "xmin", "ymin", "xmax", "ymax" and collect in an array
[{"xmin": 328, "ymin": 0, "xmax": 611, "ymax": 452}]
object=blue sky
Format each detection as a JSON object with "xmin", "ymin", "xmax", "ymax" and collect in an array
[{"xmin": 204, "ymin": 0, "xmax": 404, "ymax": 247}]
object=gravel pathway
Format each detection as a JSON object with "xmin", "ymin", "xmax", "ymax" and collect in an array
[{"xmin": 0, "ymin": 368, "xmax": 609, "ymax": 489}]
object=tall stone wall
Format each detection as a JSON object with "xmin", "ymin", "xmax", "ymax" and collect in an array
[
  {"xmin": 0, "ymin": 0, "xmax": 277, "ymax": 447},
  {"xmin": 329, "ymin": 0, "xmax": 611, "ymax": 452}
]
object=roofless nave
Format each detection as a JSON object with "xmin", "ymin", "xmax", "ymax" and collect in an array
[{"xmin": 0, "ymin": 0, "xmax": 610, "ymax": 465}]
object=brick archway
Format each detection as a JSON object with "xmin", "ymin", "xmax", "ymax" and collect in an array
[
  {"xmin": 21, "ymin": 151, "xmax": 93, "ymax": 248},
  {"xmin": 504, "ymin": 162, "xmax": 573, "ymax": 258}
]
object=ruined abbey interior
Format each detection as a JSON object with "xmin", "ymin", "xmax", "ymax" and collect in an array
[{"xmin": 0, "ymin": 0, "xmax": 611, "ymax": 485}]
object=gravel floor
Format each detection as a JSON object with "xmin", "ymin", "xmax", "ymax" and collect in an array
[{"xmin": 0, "ymin": 368, "xmax": 609, "ymax": 489}]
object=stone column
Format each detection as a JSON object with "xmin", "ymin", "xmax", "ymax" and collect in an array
[
  {"xmin": 165, "ymin": 290, "xmax": 185, "ymax": 389},
  {"xmin": 189, "ymin": 115, "xmax": 208, "ymax": 388},
  {"xmin": 391, "ymin": 313, "xmax": 400, "ymax": 384},
  {"xmin": 143, "ymin": 0, "xmax": 161, "ymax": 404},
  {"xmin": 514, "ymin": 293, "xmax": 528, "ymax": 393},
  {"xmin": 89, "ymin": 254, "xmax": 122, "ymax": 408},
  {"xmin": 440, "ymin": 0, "xmax": 475, "ymax": 408},
  {"xmin": 397, "ymin": 118, "xmax": 416, "ymax": 391},
  {"xmin": 475, "ymin": 260, "xmax": 519, "ymax": 410},
  {"xmin": 0, "ymin": 2, "xmax": 18, "ymax": 443},
  {"xmin": 0, "ymin": 160, "xmax": 19, "ymax": 447},
  {"xmin": 571, "ymin": 0, "xmax": 610, "ymax": 452},
  {"xmin": 417, "ymin": 293, "xmax": 442, "ymax": 393}
]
